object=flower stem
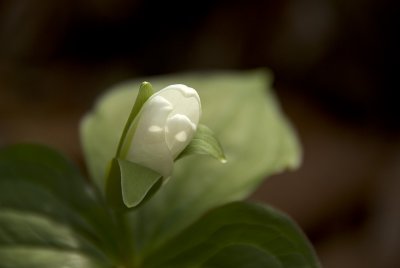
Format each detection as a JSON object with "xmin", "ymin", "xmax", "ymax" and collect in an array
[{"xmin": 112, "ymin": 209, "xmax": 137, "ymax": 268}]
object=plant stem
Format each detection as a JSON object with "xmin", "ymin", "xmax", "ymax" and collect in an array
[{"xmin": 113, "ymin": 210, "xmax": 137, "ymax": 268}]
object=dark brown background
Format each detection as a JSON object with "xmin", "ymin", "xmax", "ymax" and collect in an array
[{"xmin": 0, "ymin": 1, "xmax": 398, "ymax": 267}]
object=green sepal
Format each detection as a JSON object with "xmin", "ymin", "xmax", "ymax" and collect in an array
[
  {"xmin": 178, "ymin": 124, "xmax": 226, "ymax": 163},
  {"xmin": 106, "ymin": 158, "xmax": 162, "ymax": 209},
  {"xmin": 116, "ymin": 81, "xmax": 154, "ymax": 158},
  {"xmin": 106, "ymin": 81, "xmax": 160, "ymax": 209},
  {"xmin": 105, "ymin": 159, "xmax": 125, "ymax": 210}
]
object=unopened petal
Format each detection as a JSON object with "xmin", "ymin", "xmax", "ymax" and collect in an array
[
  {"xmin": 157, "ymin": 84, "xmax": 201, "ymax": 127},
  {"xmin": 125, "ymin": 95, "xmax": 174, "ymax": 177},
  {"xmin": 122, "ymin": 84, "xmax": 201, "ymax": 179},
  {"xmin": 165, "ymin": 114, "xmax": 197, "ymax": 158}
]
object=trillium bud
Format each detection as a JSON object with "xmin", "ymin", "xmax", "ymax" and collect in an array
[{"xmin": 121, "ymin": 84, "xmax": 201, "ymax": 178}]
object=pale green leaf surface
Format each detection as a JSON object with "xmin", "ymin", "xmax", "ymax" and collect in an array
[
  {"xmin": 142, "ymin": 202, "xmax": 320, "ymax": 268},
  {"xmin": 80, "ymin": 70, "xmax": 302, "ymax": 254},
  {"xmin": 0, "ymin": 144, "xmax": 119, "ymax": 267}
]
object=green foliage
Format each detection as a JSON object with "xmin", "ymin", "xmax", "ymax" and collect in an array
[
  {"xmin": 81, "ymin": 70, "xmax": 302, "ymax": 252},
  {"xmin": 0, "ymin": 70, "xmax": 318, "ymax": 268},
  {"xmin": 0, "ymin": 144, "xmax": 119, "ymax": 267},
  {"xmin": 142, "ymin": 202, "xmax": 319, "ymax": 268}
]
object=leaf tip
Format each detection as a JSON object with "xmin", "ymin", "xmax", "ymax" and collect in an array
[{"xmin": 218, "ymin": 153, "xmax": 227, "ymax": 163}]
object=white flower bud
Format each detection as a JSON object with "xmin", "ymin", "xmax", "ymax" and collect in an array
[{"xmin": 123, "ymin": 84, "xmax": 201, "ymax": 178}]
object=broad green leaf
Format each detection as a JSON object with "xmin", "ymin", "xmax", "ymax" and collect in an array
[
  {"xmin": 142, "ymin": 202, "xmax": 320, "ymax": 268},
  {"xmin": 0, "ymin": 248, "xmax": 104, "ymax": 268},
  {"xmin": 80, "ymin": 69, "xmax": 302, "ymax": 253},
  {"xmin": 178, "ymin": 124, "xmax": 226, "ymax": 162},
  {"xmin": 0, "ymin": 144, "xmax": 124, "ymax": 267},
  {"xmin": 202, "ymin": 245, "xmax": 282, "ymax": 268},
  {"xmin": 0, "ymin": 210, "xmax": 106, "ymax": 268}
]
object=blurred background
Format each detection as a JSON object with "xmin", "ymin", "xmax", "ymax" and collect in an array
[{"xmin": 0, "ymin": 0, "xmax": 398, "ymax": 267}]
